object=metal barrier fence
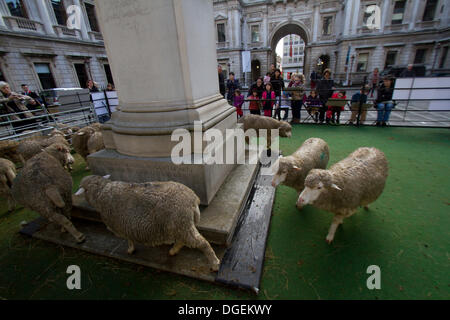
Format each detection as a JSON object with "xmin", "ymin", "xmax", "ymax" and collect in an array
[
  {"xmin": 231, "ymin": 86, "xmax": 450, "ymax": 128},
  {"xmin": 0, "ymin": 97, "xmax": 98, "ymax": 141}
]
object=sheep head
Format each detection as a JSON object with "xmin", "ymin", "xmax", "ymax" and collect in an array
[
  {"xmin": 271, "ymin": 156, "xmax": 301, "ymax": 188},
  {"xmin": 297, "ymin": 169, "xmax": 341, "ymax": 208},
  {"xmin": 44, "ymin": 143, "xmax": 74, "ymax": 168},
  {"xmin": 278, "ymin": 122, "xmax": 292, "ymax": 138},
  {"xmin": 75, "ymin": 175, "xmax": 111, "ymax": 203}
]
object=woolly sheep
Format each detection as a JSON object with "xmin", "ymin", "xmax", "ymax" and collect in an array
[
  {"xmin": 12, "ymin": 143, "xmax": 84, "ymax": 243},
  {"xmin": 0, "ymin": 140, "xmax": 22, "ymax": 163},
  {"xmin": 75, "ymin": 175, "xmax": 221, "ymax": 271},
  {"xmin": 17, "ymin": 129, "xmax": 69, "ymax": 164},
  {"xmin": 238, "ymin": 114, "xmax": 292, "ymax": 148},
  {"xmin": 297, "ymin": 147, "xmax": 388, "ymax": 243},
  {"xmin": 0, "ymin": 158, "xmax": 16, "ymax": 212},
  {"xmin": 271, "ymin": 138, "xmax": 329, "ymax": 192},
  {"xmin": 72, "ymin": 123, "xmax": 104, "ymax": 170}
]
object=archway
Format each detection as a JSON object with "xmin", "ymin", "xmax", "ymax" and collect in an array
[{"xmin": 269, "ymin": 21, "xmax": 311, "ymax": 78}]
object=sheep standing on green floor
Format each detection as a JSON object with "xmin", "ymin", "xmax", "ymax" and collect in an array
[
  {"xmin": 297, "ymin": 147, "xmax": 388, "ymax": 243},
  {"xmin": 271, "ymin": 137, "xmax": 330, "ymax": 192},
  {"xmin": 75, "ymin": 175, "xmax": 221, "ymax": 272}
]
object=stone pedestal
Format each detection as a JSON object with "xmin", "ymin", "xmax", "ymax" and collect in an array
[{"xmin": 90, "ymin": 0, "xmax": 237, "ymax": 204}]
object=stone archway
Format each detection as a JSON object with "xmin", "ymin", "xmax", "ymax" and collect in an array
[{"xmin": 268, "ymin": 21, "xmax": 311, "ymax": 77}]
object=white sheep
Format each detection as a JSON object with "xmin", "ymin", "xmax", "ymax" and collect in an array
[
  {"xmin": 271, "ymin": 138, "xmax": 330, "ymax": 192},
  {"xmin": 0, "ymin": 158, "xmax": 16, "ymax": 212},
  {"xmin": 12, "ymin": 143, "xmax": 84, "ymax": 243},
  {"xmin": 75, "ymin": 175, "xmax": 221, "ymax": 271},
  {"xmin": 297, "ymin": 147, "xmax": 388, "ymax": 243}
]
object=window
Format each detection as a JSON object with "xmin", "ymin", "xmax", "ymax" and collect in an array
[
  {"xmin": 84, "ymin": 2, "xmax": 100, "ymax": 32},
  {"xmin": 283, "ymin": 51, "xmax": 288, "ymax": 57},
  {"xmin": 356, "ymin": 53, "xmax": 369, "ymax": 72},
  {"xmin": 51, "ymin": 0, "xmax": 67, "ymax": 26},
  {"xmin": 423, "ymin": 0, "xmax": 437, "ymax": 21},
  {"xmin": 6, "ymin": 0, "xmax": 28, "ymax": 18},
  {"xmin": 392, "ymin": 0, "xmax": 406, "ymax": 25},
  {"xmin": 34, "ymin": 63, "xmax": 56, "ymax": 89},
  {"xmin": 385, "ymin": 51, "xmax": 397, "ymax": 68},
  {"xmin": 414, "ymin": 49, "xmax": 427, "ymax": 64},
  {"xmin": 251, "ymin": 25, "xmax": 260, "ymax": 43},
  {"xmin": 74, "ymin": 63, "xmax": 89, "ymax": 88},
  {"xmin": 217, "ymin": 23, "xmax": 226, "ymax": 42},
  {"xmin": 322, "ymin": 16, "xmax": 333, "ymax": 35},
  {"xmin": 439, "ymin": 47, "xmax": 448, "ymax": 69},
  {"xmin": 104, "ymin": 64, "xmax": 114, "ymax": 85}
]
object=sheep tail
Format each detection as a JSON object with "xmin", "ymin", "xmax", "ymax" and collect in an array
[
  {"xmin": 193, "ymin": 205, "xmax": 201, "ymax": 225},
  {"xmin": 6, "ymin": 168, "xmax": 16, "ymax": 186}
]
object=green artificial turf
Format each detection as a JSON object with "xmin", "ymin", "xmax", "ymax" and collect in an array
[{"xmin": 0, "ymin": 125, "xmax": 449, "ymax": 300}]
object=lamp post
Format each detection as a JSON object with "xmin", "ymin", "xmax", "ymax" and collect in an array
[{"xmin": 349, "ymin": 55, "xmax": 355, "ymax": 86}]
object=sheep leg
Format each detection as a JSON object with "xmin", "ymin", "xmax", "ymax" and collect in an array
[
  {"xmin": 169, "ymin": 242, "xmax": 184, "ymax": 256},
  {"xmin": 188, "ymin": 229, "xmax": 220, "ymax": 271},
  {"xmin": 51, "ymin": 214, "xmax": 85, "ymax": 243},
  {"xmin": 127, "ymin": 240, "xmax": 135, "ymax": 254},
  {"xmin": 326, "ymin": 215, "xmax": 344, "ymax": 244}
]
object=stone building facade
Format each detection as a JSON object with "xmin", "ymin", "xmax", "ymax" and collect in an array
[
  {"xmin": 0, "ymin": 0, "xmax": 110, "ymax": 93},
  {"xmin": 281, "ymin": 34, "xmax": 305, "ymax": 78},
  {"xmin": 213, "ymin": 0, "xmax": 450, "ymax": 85}
]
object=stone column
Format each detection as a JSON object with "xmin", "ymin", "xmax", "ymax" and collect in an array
[
  {"xmin": 90, "ymin": 0, "xmax": 237, "ymax": 205},
  {"xmin": 36, "ymin": 0, "xmax": 56, "ymax": 35},
  {"xmin": 312, "ymin": 4, "xmax": 319, "ymax": 42}
]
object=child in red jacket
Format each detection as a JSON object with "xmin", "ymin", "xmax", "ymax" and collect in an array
[{"xmin": 326, "ymin": 90, "xmax": 346, "ymax": 124}]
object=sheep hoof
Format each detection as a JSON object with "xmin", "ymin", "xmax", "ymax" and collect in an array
[
  {"xmin": 364, "ymin": 206, "xmax": 369, "ymax": 211},
  {"xmin": 85, "ymin": 166, "xmax": 90, "ymax": 171},
  {"xmin": 210, "ymin": 261, "xmax": 220, "ymax": 272},
  {"xmin": 76, "ymin": 233, "xmax": 86, "ymax": 243},
  {"xmin": 127, "ymin": 247, "xmax": 136, "ymax": 255},
  {"xmin": 325, "ymin": 237, "xmax": 333, "ymax": 244}
]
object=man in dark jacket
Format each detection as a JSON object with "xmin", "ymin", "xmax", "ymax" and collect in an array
[
  {"xmin": 400, "ymin": 64, "xmax": 415, "ymax": 78},
  {"xmin": 270, "ymin": 69, "xmax": 285, "ymax": 97},
  {"xmin": 375, "ymin": 77, "xmax": 395, "ymax": 127},
  {"xmin": 316, "ymin": 69, "xmax": 335, "ymax": 123},
  {"xmin": 21, "ymin": 84, "xmax": 42, "ymax": 109},
  {"xmin": 218, "ymin": 65, "xmax": 226, "ymax": 97},
  {"xmin": 226, "ymin": 72, "xmax": 240, "ymax": 103}
]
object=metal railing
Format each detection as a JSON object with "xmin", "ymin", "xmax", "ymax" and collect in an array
[
  {"xmin": 0, "ymin": 101, "xmax": 98, "ymax": 142},
  {"xmin": 230, "ymin": 86, "xmax": 450, "ymax": 128}
]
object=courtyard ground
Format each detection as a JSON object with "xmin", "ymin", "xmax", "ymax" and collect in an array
[{"xmin": 0, "ymin": 125, "xmax": 449, "ymax": 300}]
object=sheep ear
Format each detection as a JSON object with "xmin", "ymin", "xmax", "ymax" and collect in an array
[
  {"xmin": 103, "ymin": 174, "xmax": 111, "ymax": 179},
  {"xmin": 74, "ymin": 188, "xmax": 85, "ymax": 196},
  {"xmin": 331, "ymin": 183, "xmax": 342, "ymax": 191},
  {"xmin": 292, "ymin": 166, "xmax": 301, "ymax": 171},
  {"xmin": 77, "ymin": 132, "xmax": 85, "ymax": 136}
]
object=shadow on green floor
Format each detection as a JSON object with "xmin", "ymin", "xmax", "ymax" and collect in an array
[{"xmin": 0, "ymin": 125, "xmax": 449, "ymax": 300}]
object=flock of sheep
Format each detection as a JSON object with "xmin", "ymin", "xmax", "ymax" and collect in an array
[{"xmin": 0, "ymin": 114, "xmax": 389, "ymax": 272}]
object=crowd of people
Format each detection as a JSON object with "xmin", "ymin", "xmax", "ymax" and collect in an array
[{"xmin": 218, "ymin": 64, "xmax": 397, "ymax": 127}]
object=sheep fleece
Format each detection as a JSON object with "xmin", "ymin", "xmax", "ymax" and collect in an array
[
  {"xmin": 84, "ymin": 179, "xmax": 202, "ymax": 246},
  {"xmin": 307, "ymin": 147, "xmax": 388, "ymax": 213},
  {"xmin": 278, "ymin": 138, "xmax": 329, "ymax": 191}
]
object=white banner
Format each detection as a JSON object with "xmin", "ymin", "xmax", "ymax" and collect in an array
[
  {"xmin": 394, "ymin": 77, "xmax": 450, "ymax": 111},
  {"xmin": 242, "ymin": 51, "xmax": 251, "ymax": 73}
]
